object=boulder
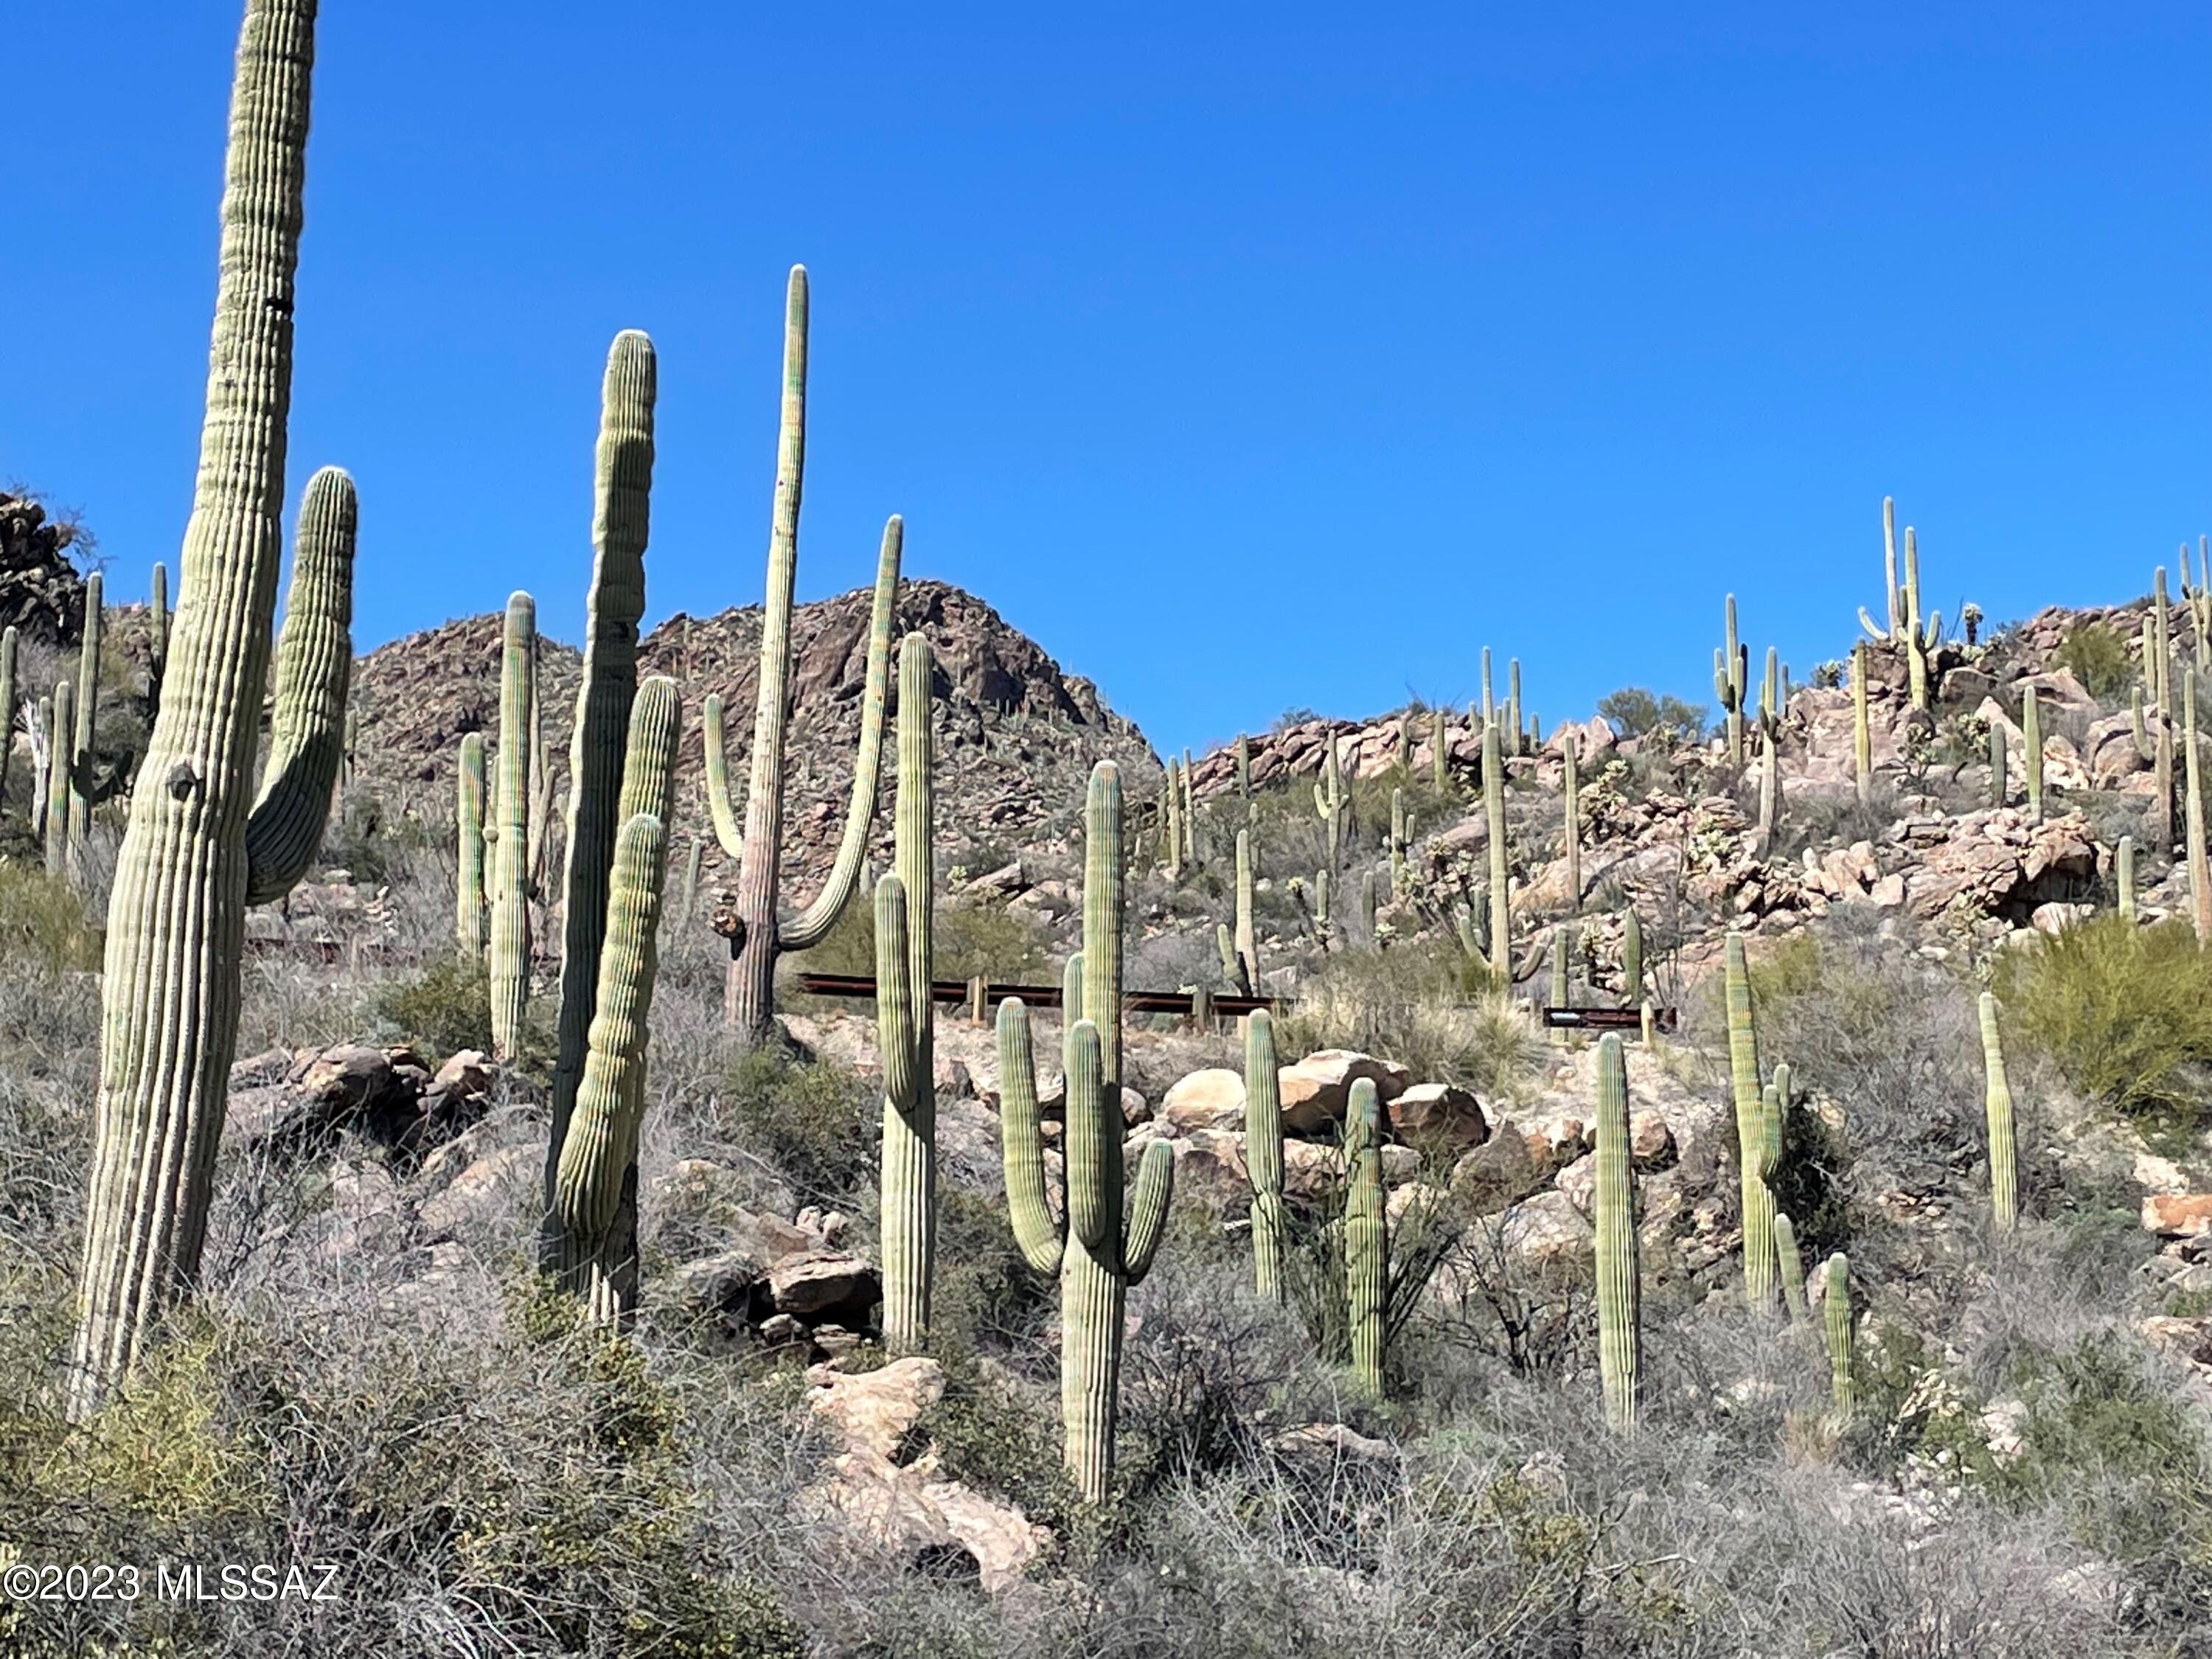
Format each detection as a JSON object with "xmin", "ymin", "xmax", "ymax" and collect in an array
[
  {"xmin": 769, "ymin": 1252, "xmax": 880, "ymax": 1319},
  {"xmin": 1500, "ymin": 1190, "xmax": 1593, "ymax": 1269},
  {"xmin": 415, "ymin": 1143, "xmax": 537, "ymax": 1237},
  {"xmin": 1278, "ymin": 1050, "xmax": 1411, "ymax": 1134},
  {"xmin": 1158, "ymin": 1068, "xmax": 1247, "ymax": 1133},
  {"xmin": 2143, "ymin": 1194, "xmax": 2212, "ymax": 1237},
  {"xmin": 1451, "ymin": 1120, "xmax": 1544, "ymax": 1213},
  {"xmin": 1385, "ymin": 1082, "xmax": 1489, "ymax": 1150}
]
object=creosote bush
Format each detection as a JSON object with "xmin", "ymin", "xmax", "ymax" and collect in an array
[
  {"xmin": 720, "ymin": 1045, "xmax": 878, "ymax": 1207},
  {"xmin": 2052, "ymin": 621, "xmax": 2132, "ymax": 702}
]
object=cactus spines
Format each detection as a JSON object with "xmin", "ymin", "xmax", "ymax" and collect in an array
[
  {"xmin": 242, "ymin": 467, "xmax": 356, "ymax": 902},
  {"xmin": 44, "ymin": 679, "xmax": 74, "ymax": 876},
  {"xmin": 1724, "ymin": 932, "xmax": 1776, "ymax": 1309},
  {"xmin": 714, "ymin": 269, "xmax": 902, "ymax": 1043},
  {"xmin": 1593, "ymin": 1033, "xmax": 1639, "ymax": 1433},
  {"xmin": 998, "ymin": 762, "xmax": 1173, "ymax": 1502},
  {"xmin": 1851, "ymin": 641, "xmax": 1872, "ymax": 806},
  {"xmin": 2022, "ymin": 684, "xmax": 2044, "ymax": 824},
  {"xmin": 2187, "ymin": 669, "xmax": 2212, "ymax": 945},
  {"xmin": 1773, "ymin": 1211, "xmax": 1809, "ymax": 1325},
  {"xmin": 1823, "ymin": 1253, "xmax": 1854, "ymax": 1422},
  {"xmin": 549, "ymin": 810, "xmax": 671, "ymax": 1324},
  {"xmin": 488, "ymin": 592, "xmax": 537, "ymax": 1061},
  {"xmin": 0, "ymin": 624, "xmax": 15, "ymax": 807},
  {"xmin": 1344, "ymin": 1077, "xmax": 1387, "ymax": 1398},
  {"xmin": 1231, "ymin": 827, "xmax": 1257, "ymax": 994},
  {"xmin": 1562, "ymin": 736, "xmax": 1581, "ymax": 913},
  {"xmin": 1245, "ymin": 1008, "xmax": 1286, "ymax": 1301},
  {"xmin": 1313, "ymin": 734, "xmax": 1346, "ymax": 869},
  {"xmin": 1620, "ymin": 907, "xmax": 1644, "ymax": 1007},
  {"xmin": 71, "ymin": 0, "xmax": 343, "ymax": 1412},
  {"xmin": 1978, "ymin": 992, "xmax": 2017, "ymax": 1230},
  {"xmin": 456, "ymin": 732, "xmax": 486, "ymax": 958},
  {"xmin": 2118, "ymin": 833, "xmax": 2137, "ymax": 923},
  {"xmin": 877, "ymin": 633, "xmax": 937, "ymax": 1352},
  {"xmin": 1484, "ymin": 719, "xmax": 1510, "ymax": 981},
  {"xmin": 69, "ymin": 571, "xmax": 102, "ymax": 846}
]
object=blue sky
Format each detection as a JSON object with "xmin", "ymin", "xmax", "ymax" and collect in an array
[{"xmin": 8, "ymin": 4, "xmax": 2206, "ymax": 757}]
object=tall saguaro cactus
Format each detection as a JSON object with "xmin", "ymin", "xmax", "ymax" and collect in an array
[
  {"xmin": 488, "ymin": 592, "xmax": 537, "ymax": 1060},
  {"xmin": 2118, "ymin": 834, "xmax": 2137, "ymax": 923},
  {"xmin": 1823, "ymin": 1253, "xmax": 1854, "ymax": 1422},
  {"xmin": 148, "ymin": 563, "xmax": 170, "ymax": 691},
  {"xmin": 456, "ymin": 734, "xmax": 486, "ymax": 957},
  {"xmin": 1978, "ymin": 992, "xmax": 2017, "ymax": 1230},
  {"xmin": 0, "ymin": 624, "xmax": 15, "ymax": 808},
  {"xmin": 1314, "ymin": 736, "xmax": 1346, "ymax": 869},
  {"xmin": 1231, "ymin": 827, "xmax": 1258, "ymax": 993},
  {"xmin": 1716, "ymin": 595, "xmax": 1747, "ymax": 766},
  {"xmin": 877, "ymin": 634, "xmax": 936, "ymax": 1352},
  {"xmin": 1620, "ymin": 907, "xmax": 1644, "ymax": 1009},
  {"xmin": 1344, "ymin": 1077, "xmax": 1387, "ymax": 1399},
  {"xmin": 69, "ymin": 571, "xmax": 102, "ymax": 846},
  {"xmin": 1388, "ymin": 787, "xmax": 1408, "ymax": 897},
  {"xmin": 1484, "ymin": 720, "xmax": 1509, "ymax": 981},
  {"xmin": 712, "ymin": 269, "xmax": 902, "ymax": 1043},
  {"xmin": 44, "ymin": 680, "xmax": 74, "ymax": 876},
  {"xmin": 1851, "ymin": 641, "xmax": 1872, "ymax": 806},
  {"xmin": 1725, "ymin": 932, "xmax": 1777, "ymax": 1309},
  {"xmin": 1562, "ymin": 735, "xmax": 1581, "ymax": 912},
  {"xmin": 1244, "ymin": 1009, "xmax": 1284, "ymax": 1301},
  {"xmin": 1593, "ymin": 1033, "xmax": 1639, "ymax": 1434},
  {"xmin": 72, "ymin": 0, "xmax": 352, "ymax": 1414},
  {"xmin": 2022, "ymin": 686, "xmax": 2044, "ymax": 824},
  {"xmin": 997, "ymin": 762, "xmax": 1175, "ymax": 1503}
]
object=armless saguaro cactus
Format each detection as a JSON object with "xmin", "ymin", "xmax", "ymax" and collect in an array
[
  {"xmin": 456, "ymin": 732, "xmax": 485, "ymax": 959},
  {"xmin": 1231, "ymin": 827, "xmax": 1257, "ymax": 993},
  {"xmin": 0, "ymin": 624, "xmax": 16, "ymax": 809},
  {"xmin": 1851, "ymin": 641, "xmax": 1872, "ymax": 806},
  {"xmin": 1979, "ymin": 992, "xmax": 2017, "ymax": 1230},
  {"xmin": 1823, "ymin": 1253, "xmax": 1854, "ymax": 1422},
  {"xmin": 1431, "ymin": 705, "xmax": 1449, "ymax": 789},
  {"xmin": 2118, "ymin": 834, "xmax": 2137, "ymax": 923},
  {"xmin": 1593, "ymin": 1033, "xmax": 1639, "ymax": 1434},
  {"xmin": 711, "ymin": 268, "xmax": 902, "ymax": 1043},
  {"xmin": 1989, "ymin": 717, "xmax": 2008, "ymax": 808},
  {"xmin": 1620, "ymin": 907, "xmax": 1644, "ymax": 1009},
  {"xmin": 1388, "ymin": 787, "xmax": 1408, "ymax": 897},
  {"xmin": 1484, "ymin": 720, "xmax": 1510, "ymax": 981},
  {"xmin": 1773, "ymin": 1211, "xmax": 1809, "ymax": 1325},
  {"xmin": 488, "ymin": 592, "xmax": 537, "ymax": 1060},
  {"xmin": 1234, "ymin": 732, "xmax": 1251, "ymax": 815},
  {"xmin": 543, "ymin": 332, "xmax": 658, "ymax": 1202},
  {"xmin": 44, "ymin": 679, "xmax": 74, "ymax": 877},
  {"xmin": 1725, "ymin": 932, "xmax": 1777, "ymax": 1309},
  {"xmin": 1507, "ymin": 659, "xmax": 1523, "ymax": 754},
  {"xmin": 2186, "ymin": 670, "xmax": 2211, "ymax": 945},
  {"xmin": 548, "ymin": 678, "xmax": 681, "ymax": 1320},
  {"xmin": 1244, "ymin": 1008, "xmax": 1284, "ymax": 1301},
  {"xmin": 997, "ymin": 762, "xmax": 1174, "ymax": 1503},
  {"xmin": 69, "ymin": 571, "xmax": 102, "ymax": 846},
  {"xmin": 1344, "ymin": 1077, "xmax": 1387, "ymax": 1399},
  {"xmin": 71, "ymin": 0, "xmax": 349, "ymax": 1416},
  {"xmin": 1562, "ymin": 736, "xmax": 1581, "ymax": 913},
  {"xmin": 876, "ymin": 634, "xmax": 936, "ymax": 1352},
  {"xmin": 2022, "ymin": 686, "xmax": 2044, "ymax": 824}
]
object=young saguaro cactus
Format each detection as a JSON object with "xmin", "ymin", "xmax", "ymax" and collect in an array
[
  {"xmin": 1431, "ymin": 705, "xmax": 1449, "ymax": 789},
  {"xmin": 996, "ymin": 761, "xmax": 1174, "ymax": 1503},
  {"xmin": 0, "ymin": 623, "xmax": 15, "ymax": 807},
  {"xmin": 69, "ymin": 571, "xmax": 102, "ymax": 846},
  {"xmin": 2022, "ymin": 685, "xmax": 2044, "ymax": 824},
  {"xmin": 456, "ymin": 732, "xmax": 486, "ymax": 959},
  {"xmin": 1979, "ymin": 992, "xmax": 2017, "ymax": 1230},
  {"xmin": 1388, "ymin": 787, "xmax": 1408, "ymax": 897},
  {"xmin": 71, "ymin": 0, "xmax": 353, "ymax": 1415},
  {"xmin": 1851, "ymin": 641, "xmax": 1872, "ymax": 806},
  {"xmin": 1823, "ymin": 1253, "xmax": 1854, "ymax": 1422},
  {"xmin": 2187, "ymin": 669, "xmax": 2212, "ymax": 946},
  {"xmin": 1484, "ymin": 719, "xmax": 1510, "ymax": 981},
  {"xmin": 1724, "ymin": 932, "xmax": 1778, "ymax": 1309},
  {"xmin": 488, "ymin": 592, "xmax": 537, "ymax": 1060},
  {"xmin": 1231, "ymin": 827, "xmax": 1258, "ymax": 994},
  {"xmin": 1562, "ymin": 734, "xmax": 1582, "ymax": 913},
  {"xmin": 1773, "ymin": 1211, "xmax": 1809, "ymax": 1325},
  {"xmin": 2118, "ymin": 833, "xmax": 2137, "ymax": 923},
  {"xmin": 44, "ymin": 679, "xmax": 74, "ymax": 877},
  {"xmin": 711, "ymin": 268, "xmax": 902, "ymax": 1044},
  {"xmin": 876, "ymin": 634, "xmax": 936, "ymax": 1352},
  {"xmin": 1344, "ymin": 1077, "xmax": 1387, "ymax": 1399},
  {"xmin": 1244, "ymin": 1009, "xmax": 1285, "ymax": 1301},
  {"xmin": 1620, "ymin": 906, "xmax": 1644, "ymax": 1009},
  {"xmin": 1314, "ymin": 734, "xmax": 1346, "ymax": 869},
  {"xmin": 1593, "ymin": 1033, "xmax": 1639, "ymax": 1434},
  {"xmin": 1989, "ymin": 717, "xmax": 2008, "ymax": 808}
]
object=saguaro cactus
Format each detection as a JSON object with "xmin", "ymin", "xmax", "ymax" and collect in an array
[
  {"xmin": 1231, "ymin": 827, "xmax": 1258, "ymax": 993},
  {"xmin": 1484, "ymin": 720, "xmax": 1510, "ymax": 981},
  {"xmin": 488, "ymin": 592, "xmax": 537, "ymax": 1060},
  {"xmin": 1388, "ymin": 787, "xmax": 1408, "ymax": 897},
  {"xmin": 1773, "ymin": 1211, "xmax": 1809, "ymax": 1325},
  {"xmin": 877, "ymin": 635, "xmax": 936, "ymax": 1352},
  {"xmin": 996, "ymin": 762, "xmax": 1174, "ymax": 1503},
  {"xmin": 1979, "ymin": 992, "xmax": 2017, "ymax": 1230},
  {"xmin": 1989, "ymin": 717, "xmax": 2008, "ymax": 808},
  {"xmin": 1162, "ymin": 759, "xmax": 1183, "ymax": 877},
  {"xmin": 44, "ymin": 679, "xmax": 74, "ymax": 876},
  {"xmin": 456, "ymin": 732, "xmax": 485, "ymax": 959},
  {"xmin": 1593, "ymin": 1033, "xmax": 1639, "ymax": 1434},
  {"xmin": 1562, "ymin": 735, "xmax": 1582, "ymax": 913},
  {"xmin": 1344, "ymin": 1077, "xmax": 1387, "ymax": 1399},
  {"xmin": 1244, "ymin": 1008, "xmax": 1284, "ymax": 1301},
  {"xmin": 1863, "ymin": 506, "xmax": 1940, "ymax": 711},
  {"xmin": 72, "ymin": 0, "xmax": 350, "ymax": 1413},
  {"xmin": 0, "ymin": 624, "xmax": 15, "ymax": 807},
  {"xmin": 69, "ymin": 571, "xmax": 102, "ymax": 846},
  {"xmin": 2118, "ymin": 834, "xmax": 2137, "ymax": 923},
  {"xmin": 1180, "ymin": 747, "xmax": 1199, "ymax": 870},
  {"xmin": 711, "ymin": 268, "xmax": 902, "ymax": 1043},
  {"xmin": 1234, "ymin": 732, "xmax": 1251, "ymax": 815},
  {"xmin": 2022, "ymin": 686, "xmax": 2044, "ymax": 824},
  {"xmin": 148, "ymin": 562, "xmax": 170, "ymax": 690},
  {"xmin": 1431, "ymin": 705, "xmax": 1449, "ymax": 788},
  {"xmin": 1507, "ymin": 659, "xmax": 1523, "ymax": 755},
  {"xmin": 1550, "ymin": 925, "xmax": 1570, "ymax": 1021},
  {"xmin": 1851, "ymin": 641, "xmax": 1872, "ymax": 806},
  {"xmin": 2188, "ymin": 670, "xmax": 2212, "ymax": 945},
  {"xmin": 1620, "ymin": 907, "xmax": 1644, "ymax": 1009},
  {"xmin": 1716, "ymin": 594, "xmax": 1747, "ymax": 765},
  {"xmin": 1314, "ymin": 734, "xmax": 1346, "ymax": 869},
  {"xmin": 1725, "ymin": 932, "xmax": 1777, "ymax": 1309},
  {"xmin": 1823, "ymin": 1253, "xmax": 1854, "ymax": 1422}
]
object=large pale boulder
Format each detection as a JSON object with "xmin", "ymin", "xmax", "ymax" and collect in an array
[
  {"xmin": 1279, "ymin": 1050, "xmax": 1411, "ymax": 1134},
  {"xmin": 1385, "ymin": 1082, "xmax": 1489, "ymax": 1149},
  {"xmin": 2143, "ymin": 1194, "xmax": 2212, "ymax": 1237},
  {"xmin": 1158, "ymin": 1068, "xmax": 1247, "ymax": 1133}
]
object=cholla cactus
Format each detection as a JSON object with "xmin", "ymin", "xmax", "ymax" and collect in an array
[
  {"xmin": 998, "ymin": 762, "xmax": 1173, "ymax": 1503},
  {"xmin": 1725, "ymin": 932, "xmax": 1778, "ymax": 1309},
  {"xmin": 1823, "ymin": 1253, "xmax": 1854, "ymax": 1422},
  {"xmin": 876, "ymin": 635, "xmax": 937, "ymax": 1352},
  {"xmin": 1245, "ymin": 1009, "xmax": 1285, "ymax": 1301},
  {"xmin": 1979, "ymin": 992, "xmax": 2017, "ymax": 1230},
  {"xmin": 72, "ymin": 0, "xmax": 355, "ymax": 1413},
  {"xmin": 488, "ymin": 592, "xmax": 537, "ymax": 1060},
  {"xmin": 1593, "ymin": 1033, "xmax": 1639, "ymax": 1434},
  {"xmin": 456, "ymin": 732, "xmax": 485, "ymax": 959},
  {"xmin": 1773, "ymin": 1211, "xmax": 1809, "ymax": 1324},
  {"xmin": 1344, "ymin": 1077, "xmax": 1387, "ymax": 1398},
  {"xmin": 708, "ymin": 269, "xmax": 902, "ymax": 1043},
  {"xmin": 1484, "ymin": 720, "xmax": 1510, "ymax": 981}
]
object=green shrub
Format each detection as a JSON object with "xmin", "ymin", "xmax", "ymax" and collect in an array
[
  {"xmin": 910, "ymin": 1350, "xmax": 1074, "ymax": 1530},
  {"xmin": 788, "ymin": 894, "xmax": 1052, "ymax": 987},
  {"xmin": 2053, "ymin": 622, "xmax": 2132, "ymax": 702},
  {"xmin": 720, "ymin": 1046, "xmax": 877, "ymax": 1206},
  {"xmin": 1596, "ymin": 686, "xmax": 1708, "ymax": 741},
  {"xmin": 1992, "ymin": 914, "xmax": 2212, "ymax": 1141},
  {"xmin": 369, "ymin": 950, "xmax": 507, "ymax": 1064},
  {"xmin": 1279, "ymin": 942, "xmax": 1540, "ymax": 1102},
  {"xmin": 0, "ymin": 861, "xmax": 100, "ymax": 977}
]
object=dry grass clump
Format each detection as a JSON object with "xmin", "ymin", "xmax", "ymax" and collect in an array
[{"xmin": 1279, "ymin": 941, "xmax": 1543, "ymax": 1101}]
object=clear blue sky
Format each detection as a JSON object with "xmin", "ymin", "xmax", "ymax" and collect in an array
[{"xmin": 8, "ymin": 4, "xmax": 2205, "ymax": 757}]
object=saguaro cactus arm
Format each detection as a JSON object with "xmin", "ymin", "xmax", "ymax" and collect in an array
[
  {"xmin": 1123, "ymin": 1141, "xmax": 1175, "ymax": 1285},
  {"xmin": 243, "ymin": 467, "xmax": 356, "ymax": 903},
  {"xmin": 997, "ymin": 998, "xmax": 1063, "ymax": 1275}
]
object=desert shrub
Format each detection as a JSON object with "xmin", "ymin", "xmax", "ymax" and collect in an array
[
  {"xmin": 925, "ymin": 1186, "xmax": 1059, "ymax": 1360},
  {"xmin": 1596, "ymin": 686, "xmax": 1708, "ymax": 742},
  {"xmin": 1281, "ymin": 1155, "xmax": 1461, "ymax": 1397},
  {"xmin": 2053, "ymin": 622, "xmax": 2132, "ymax": 702},
  {"xmin": 1992, "ymin": 914, "xmax": 2212, "ymax": 1142},
  {"xmin": 0, "ymin": 860, "xmax": 100, "ymax": 977},
  {"xmin": 720, "ymin": 1046, "xmax": 876, "ymax": 1207},
  {"xmin": 911, "ymin": 1350, "xmax": 1074, "ymax": 1528},
  {"xmin": 790, "ymin": 894, "xmax": 1053, "ymax": 988},
  {"xmin": 367, "ymin": 948, "xmax": 499, "ymax": 1062},
  {"xmin": 1279, "ymin": 943, "xmax": 1541, "ymax": 1101}
]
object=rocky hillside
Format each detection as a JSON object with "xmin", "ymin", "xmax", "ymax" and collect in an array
[{"xmin": 351, "ymin": 577, "xmax": 1160, "ymax": 888}]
